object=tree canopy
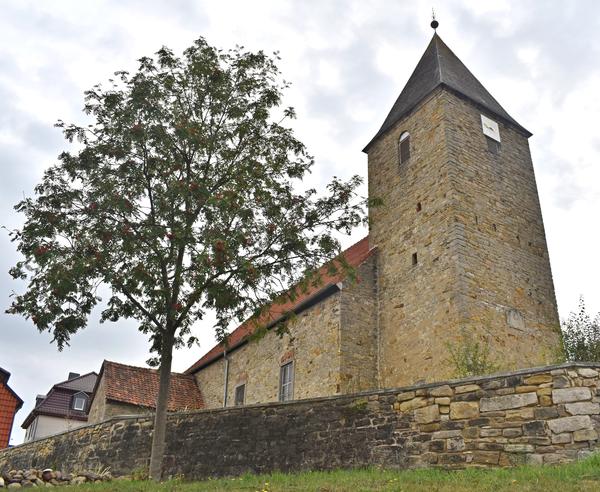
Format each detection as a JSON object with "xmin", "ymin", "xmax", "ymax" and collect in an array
[{"xmin": 7, "ymin": 37, "xmax": 367, "ymax": 479}]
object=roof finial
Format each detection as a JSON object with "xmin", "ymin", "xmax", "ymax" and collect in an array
[{"xmin": 431, "ymin": 9, "xmax": 439, "ymax": 31}]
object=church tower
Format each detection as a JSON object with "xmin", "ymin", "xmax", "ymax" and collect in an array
[{"xmin": 366, "ymin": 33, "xmax": 561, "ymax": 387}]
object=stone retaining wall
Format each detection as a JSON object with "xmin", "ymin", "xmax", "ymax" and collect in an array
[{"xmin": 1, "ymin": 363, "xmax": 599, "ymax": 479}]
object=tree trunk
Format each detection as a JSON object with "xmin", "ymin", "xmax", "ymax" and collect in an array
[{"xmin": 149, "ymin": 328, "xmax": 175, "ymax": 481}]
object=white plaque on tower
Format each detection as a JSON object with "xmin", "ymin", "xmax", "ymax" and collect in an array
[{"xmin": 481, "ymin": 114, "xmax": 501, "ymax": 142}]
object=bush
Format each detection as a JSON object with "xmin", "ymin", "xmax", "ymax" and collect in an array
[
  {"xmin": 561, "ymin": 297, "xmax": 600, "ymax": 362},
  {"xmin": 446, "ymin": 329, "xmax": 499, "ymax": 378}
]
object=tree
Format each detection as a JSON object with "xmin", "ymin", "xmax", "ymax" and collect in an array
[
  {"xmin": 7, "ymin": 38, "xmax": 367, "ymax": 480},
  {"xmin": 561, "ymin": 297, "xmax": 600, "ymax": 362}
]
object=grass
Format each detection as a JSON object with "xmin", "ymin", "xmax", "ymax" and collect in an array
[{"xmin": 70, "ymin": 454, "xmax": 600, "ymax": 491}]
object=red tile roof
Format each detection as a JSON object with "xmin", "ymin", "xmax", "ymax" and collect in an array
[
  {"xmin": 185, "ymin": 236, "xmax": 375, "ymax": 375},
  {"xmin": 96, "ymin": 361, "xmax": 204, "ymax": 412}
]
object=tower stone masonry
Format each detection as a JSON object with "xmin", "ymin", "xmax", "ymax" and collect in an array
[{"xmin": 365, "ymin": 34, "xmax": 561, "ymax": 387}]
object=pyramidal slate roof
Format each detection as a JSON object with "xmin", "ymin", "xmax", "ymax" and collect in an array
[{"xmin": 363, "ymin": 34, "xmax": 530, "ymax": 152}]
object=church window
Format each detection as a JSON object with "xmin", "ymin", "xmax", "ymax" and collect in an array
[
  {"xmin": 412, "ymin": 252, "xmax": 418, "ymax": 266},
  {"xmin": 234, "ymin": 384, "xmax": 245, "ymax": 406},
  {"xmin": 416, "ymin": 202, "xmax": 422, "ymax": 212},
  {"xmin": 279, "ymin": 361, "xmax": 294, "ymax": 402},
  {"xmin": 486, "ymin": 136, "xmax": 501, "ymax": 154},
  {"xmin": 399, "ymin": 132, "xmax": 411, "ymax": 164}
]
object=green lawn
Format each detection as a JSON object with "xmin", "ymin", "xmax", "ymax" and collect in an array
[{"xmin": 74, "ymin": 455, "xmax": 600, "ymax": 491}]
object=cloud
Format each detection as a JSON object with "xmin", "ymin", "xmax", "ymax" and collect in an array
[{"xmin": 1, "ymin": 0, "xmax": 599, "ymax": 445}]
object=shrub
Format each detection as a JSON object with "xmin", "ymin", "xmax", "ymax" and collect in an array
[
  {"xmin": 561, "ymin": 297, "xmax": 600, "ymax": 362},
  {"xmin": 446, "ymin": 329, "xmax": 499, "ymax": 378}
]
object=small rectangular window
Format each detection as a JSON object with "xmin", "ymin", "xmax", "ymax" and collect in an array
[
  {"xmin": 412, "ymin": 252, "xmax": 418, "ymax": 266},
  {"xmin": 279, "ymin": 361, "xmax": 294, "ymax": 402},
  {"xmin": 73, "ymin": 396, "xmax": 86, "ymax": 411},
  {"xmin": 486, "ymin": 136, "xmax": 500, "ymax": 154},
  {"xmin": 234, "ymin": 384, "xmax": 245, "ymax": 406}
]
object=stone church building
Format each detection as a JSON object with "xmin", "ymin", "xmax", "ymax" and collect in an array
[{"xmin": 185, "ymin": 33, "xmax": 561, "ymax": 409}]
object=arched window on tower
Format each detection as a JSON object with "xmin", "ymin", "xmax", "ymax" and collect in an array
[{"xmin": 399, "ymin": 131, "xmax": 410, "ymax": 165}]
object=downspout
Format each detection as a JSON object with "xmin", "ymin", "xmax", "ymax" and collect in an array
[{"xmin": 223, "ymin": 350, "xmax": 229, "ymax": 408}]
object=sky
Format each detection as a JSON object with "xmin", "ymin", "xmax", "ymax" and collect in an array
[{"xmin": 1, "ymin": 0, "xmax": 599, "ymax": 445}]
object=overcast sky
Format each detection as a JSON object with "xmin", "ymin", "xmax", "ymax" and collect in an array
[{"xmin": 1, "ymin": 0, "xmax": 599, "ymax": 445}]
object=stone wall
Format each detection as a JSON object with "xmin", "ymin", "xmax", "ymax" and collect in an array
[
  {"xmin": 443, "ymin": 90, "xmax": 560, "ymax": 367},
  {"xmin": 368, "ymin": 88, "xmax": 461, "ymax": 387},
  {"xmin": 88, "ymin": 376, "xmax": 150, "ymax": 424},
  {"xmin": 367, "ymin": 87, "xmax": 560, "ymax": 388},
  {"xmin": 194, "ymin": 259, "xmax": 379, "ymax": 409},
  {"xmin": 2, "ymin": 363, "xmax": 600, "ymax": 479}
]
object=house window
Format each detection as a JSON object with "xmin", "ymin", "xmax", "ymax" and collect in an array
[
  {"xmin": 234, "ymin": 384, "xmax": 246, "ymax": 406},
  {"xmin": 279, "ymin": 361, "xmax": 294, "ymax": 402},
  {"xmin": 399, "ymin": 131, "xmax": 411, "ymax": 165},
  {"xmin": 72, "ymin": 395, "xmax": 86, "ymax": 411}
]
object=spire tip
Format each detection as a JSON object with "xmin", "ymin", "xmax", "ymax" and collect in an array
[{"xmin": 431, "ymin": 9, "xmax": 439, "ymax": 31}]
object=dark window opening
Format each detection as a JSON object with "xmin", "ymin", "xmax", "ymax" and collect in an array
[
  {"xmin": 279, "ymin": 361, "xmax": 294, "ymax": 402},
  {"xmin": 416, "ymin": 202, "xmax": 422, "ymax": 212},
  {"xmin": 234, "ymin": 384, "xmax": 245, "ymax": 406},
  {"xmin": 412, "ymin": 252, "xmax": 418, "ymax": 266},
  {"xmin": 486, "ymin": 136, "xmax": 501, "ymax": 154},
  {"xmin": 399, "ymin": 132, "xmax": 410, "ymax": 165},
  {"xmin": 492, "ymin": 224, "xmax": 497, "ymax": 232}
]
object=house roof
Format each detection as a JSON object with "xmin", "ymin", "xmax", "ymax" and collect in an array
[
  {"xmin": 92, "ymin": 361, "xmax": 204, "ymax": 412},
  {"xmin": 0, "ymin": 367, "xmax": 23, "ymax": 409},
  {"xmin": 185, "ymin": 236, "xmax": 376, "ymax": 375},
  {"xmin": 56, "ymin": 373, "xmax": 98, "ymax": 392},
  {"xmin": 363, "ymin": 33, "xmax": 530, "ymax": 152},
  {"xmin": 21, "ymin": 372, "xmax": 97, "ymax": 429}
]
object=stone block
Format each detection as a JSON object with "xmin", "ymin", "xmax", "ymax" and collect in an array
[
  {"xmin": 429, "ymin": 440, "xmax": 445, "ymax": 452},
  {"xmin": 551, "ymin": 433, "xmax": 572, "ymax": 444},
  {"xmin": 506, "ymin": 408, "xmax": 534, "ymax": 421},
  {"xmin": 552, "ymin": 388, "xmax": 591, "ymax": 404},
  {"xmin": 455, "ymin": 384, "xmax": 480, "ymax": 394},
  {"xmin": 564, "ymin": 402, "xmax": 600, "ymax": 415},
  {"xmin": 431, "ymin": 430, "xmax": 462, "ymax": 439},
  {"xmin": 534, "ymin": 407, "xmax": 559, "ymax": 419},
  {"xmin": 523, "ymin": 374, "xmax": 553, "ymax": 385},
  {"xmin": 502, "ymin": 428, "xmax": 522, "ymax": 438},
  {"xmin": 435, "ymin": 397, "xmax": 451, "ymax": 405},
  {"xmin": 578, "ymin": 368, "xmax": 599, "ymax": 378},
  {"xmin": 516, "ymin": 385, "xmax": 539, "ymax": 394},
  {"xmin": 547, "ymin": 415, "xmax": 592, "ymax": 434},
  {"xmin": 440, "ymin": 406, "xmax": 450, "ymax": 414},
  {"xmin": 480, "ymin": 428, "xmax": 502, "ymax": 437},
  {"xmin": 523, "ymin": 421, "xmax": 546, "ymax": 436},
  {"xmin": 415, "ymin": 405, "xmax": 440, "ymax": 424},
  {"xmin": 539, "ymin": 395, "xmax": 552, "ymax": 406},
  {"xmin": 480, "ymin": 392, "xmax": 538, "ymax": 412},
  {"xmin": 472, "ymin": 451, "xmax": 500, "ymax": 465},
  {"xmin": 447, "ymin": 437, "xmax": 465, "ymax": 451},
  {"xmin": 573, "ymin": 429, "xmax": 598, "ymax": 442},
  {"xmin": 399, "ymin": 397, "xmax": 427, "ymax": 412},
  {"xmin": 526, "ymin": 454, "xmax": 544, "ymax": 465},
  {"xmin": 450, "ymin": 402, "xmax": 479, "ymax": 420},
  {"xmin": 396, "ymin": 391, "xmax": 416, "ymax": 402},
  {"xmin": 552, "ymin": 375, "xmax": 571, "ymax": 389},
  {"xmin": 420, "ymin": 422, "xmax": 441, "ymax": 432},
  {"xmin": 504, "ymin": 444, "xmax": 534, "ymax": 453},
  {"xmin": 429, "ymin": 385, "xmax": 453, "ymax": 397},
  {"xmin": 462, "ymin": 427, "xmax": 479, "ymax": 439}
]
